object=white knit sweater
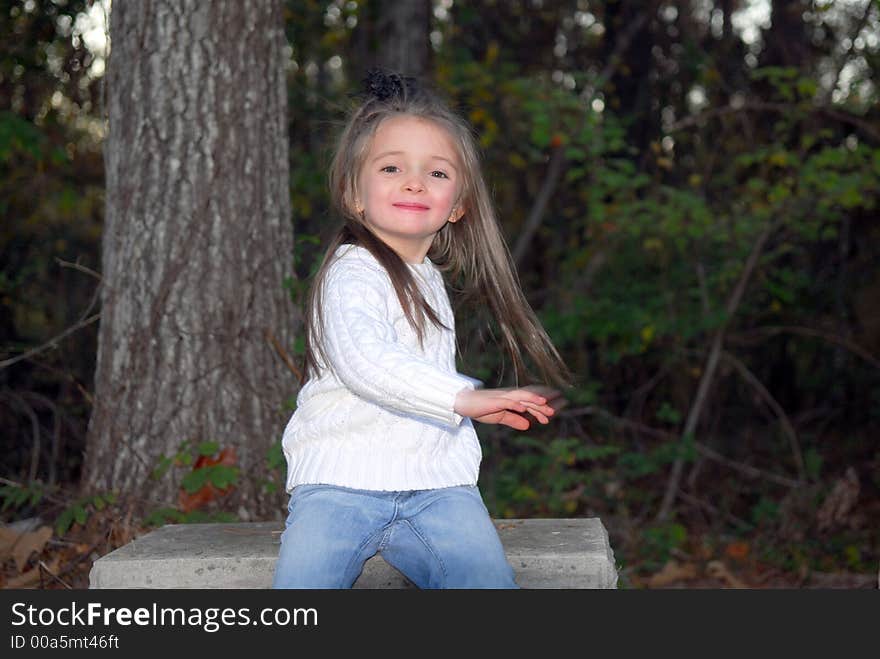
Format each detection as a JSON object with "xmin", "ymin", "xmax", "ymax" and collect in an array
[{"xmin": 281, "ymin": 244, "xmax": 483, "ymax": 492}]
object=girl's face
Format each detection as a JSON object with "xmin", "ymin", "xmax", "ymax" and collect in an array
[{"xmin": 355, "ymin": 115, "xmax": 464, "ymax": 264}]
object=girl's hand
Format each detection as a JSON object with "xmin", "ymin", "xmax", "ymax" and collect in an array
[{"xmin": 454, "ymin": 385, "xmax": 567, "ymax": 431}]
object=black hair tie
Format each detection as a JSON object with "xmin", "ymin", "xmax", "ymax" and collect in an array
[{"xmin": 357, "ymin": 68, "xmax": 417, "ymax": 101}]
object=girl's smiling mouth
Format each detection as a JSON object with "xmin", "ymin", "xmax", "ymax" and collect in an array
[{"xmin": 393, "ymin": 202, "xmax": 430, "ymax": 210}]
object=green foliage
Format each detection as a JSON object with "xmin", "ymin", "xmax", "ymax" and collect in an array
[
  {"xmin": 750, "ymin": 497, "xmax": 780, "ymax": 528},
  {"xmin": 617, "ymin": 435, "xmax": 696, "ymax": 481},
  {"xmin": 259, "ymin": 441, "xmax": 287, "ymax": 495},
  {"xmin": 55, "ymin": 492, "xmax": 117, "ymax": 536},
  {"xmin": 142, "ymin": 508, "xmax": 239, "ymax": 527},
  {"xmin": 150, "ymin": 441, "xmax": 240, "ymax": 490},
  {"xmin": 803, "ymin": 448, "xmax": 823, "ymax": 481},
  {"xmin": 0, "ymin": 111, "xmax": 46, "ymax": 162},
  {"xmin": 1, "ymin": 481, "xmax": 119, "ymax": 536},
  {"xmin": 180, "ymin": 464, "xmax": 239, "ymax": 495},
  {"xmin": 488, "ymin": 434, "xmax": 622, "ymax": 517},
  {"xmin": 638, "ymin": 522, "xmax": 688, "ymax": 570},
  {"xmin": 655, "ymin": 402, "xmax": 682, "ymax": 425},
  {"xmin": 0, "ymin": 481, "xmax": 46, "ymax": 512}
]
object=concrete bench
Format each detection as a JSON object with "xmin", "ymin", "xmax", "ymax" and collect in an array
[{"xmin": 89, "ymin": 518, "xmax": 618, "ymax": 589}]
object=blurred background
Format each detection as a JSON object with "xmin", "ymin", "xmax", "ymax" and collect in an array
[{"xmin": 1, "ymin": 0, "xmax": 878, "ymax": 588}]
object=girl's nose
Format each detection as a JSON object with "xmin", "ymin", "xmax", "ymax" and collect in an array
[{"xmin": 403, "ymin": 176, "xmax": 424, "ymax": 192}]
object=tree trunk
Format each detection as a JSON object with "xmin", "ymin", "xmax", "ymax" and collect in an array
[
  {"xmin": 378, "ymin": 0, "xmax": 431, "ymax": 76},
  {"xmin": 759, "ymin": 0, "xmax": 813, "ymax": 69},
  {"xmin": 351, "ymin": 0, "xmax": 432, "ymax": 79},
  {"xmin": 603, "ymin": 0, "xmax": 657, "ymax": 163},
  {"xmin": 84, "ymin": 0, "xmax": 295, "ymax": 517}
]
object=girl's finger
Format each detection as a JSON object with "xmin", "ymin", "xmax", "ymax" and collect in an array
[
  {"xmin": 521, "ymin": 401, "xmax": 555, "ymax": 417},
  {"xmin": 500, "ymin": 411, "xmax": 530, "ymax": 431},
  {"xmin": 510, "ymin": 389, "xmax": 547, "ymax": 404},
  {"xmin": 519, "ymin": 402, "xmax": 550, "ymax": 424},
  {"xmin": 528, "ymin": 409, "xmax": 549, "ymax": 424},
  {"xmin": 490, "ymin": 396, "xmax": 527, "ymax": 414}
]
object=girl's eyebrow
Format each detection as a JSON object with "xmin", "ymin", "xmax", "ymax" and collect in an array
[{"xmin": 371, "ymin": 150, "xmax": 458, "ymax": 171}]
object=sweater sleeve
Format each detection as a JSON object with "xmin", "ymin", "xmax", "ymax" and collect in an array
[
  {"xmin": 458, "ymin": 373, "xmax": 484, "ymax": 390},
  {"xmin": 321, "ymin": 265, "xmax": 476, "ymax": 428}
]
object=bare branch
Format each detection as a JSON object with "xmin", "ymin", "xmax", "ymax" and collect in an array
[
  {"xmin": 667, "ymin": 101, "xmax": 880, "ymax": 143},
  {"xmin": 21, "ymin": 392, "xmax": 64, "ymax": 488},
  {"xmin": 39, "ymin": 560, "xmax": 73, "ymax": 589},
  {"xmin": 265, "ymin": 329, "xmax": 303, "ymax": 382},
  {"xmin": 0, "ymin": 313, "xmax": 100, "ymax": 370},
  {"xmin": 2, "ymin": 260, "xmax": 102, "ymax": 371},
  {"xmin": 693, "ymin": 441, "xmax": 801, "ymax": 489},
  {"xmin": 56, "ymin": 258, "xmax": 103, "ymax": 282},
  {"xmin": 656, "ymin": 218, "xmax": 779, "ymax": 522},
  {"xmin": 1, "ymin": 391, "xmax": 42, "ymax": 483},
  {"xmin": 512, "ymin": 145, "xmax": 566, "ymax": 265},
  {"xmin": 720, "ymin": 350, "xmax": 806, "ymax": 481},
  {"xmin": 676, "ymin": 489, "xmax": 754, "ymax": 531},
  {"xmin": 560, "ymin": 405, "xmax": 802, "ymax": 488},
  {"xmin": 732, "ymin": 325, "xmax": 880, "ymax": 370}
]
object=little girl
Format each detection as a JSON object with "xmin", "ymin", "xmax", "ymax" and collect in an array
[{"xmin": 273, "ymin": 70, "xmax": 571, "ymax": 589}]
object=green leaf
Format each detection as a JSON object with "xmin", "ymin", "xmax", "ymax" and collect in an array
[
  {"xmin": 55, "ymin": 508, "xmax": 75, "ymax": 536},
  {"xmin": 266, "ymin": 442, "xmax": 285, "ymax": 471},
  {"xmin": 182, "ymin": 469, "xmax": 209, "ymax": 494},
  {"xmin": 208, "ymin": 465, "xmax": 239, "ymax": 490},
  {"xmin": 804, "ymin": 448, "xmax": 823, "ymax": 480},
  {"xmin": 143, "ymin": 507, "xmax": 184, "ymax": 528},
  {"xmin": 656, "ymin": 401, "xmax": 682, "ymax": 424},
  {"xmin": 197, "ymin": 441, "xmax": 220, "ymax": 456},
  {"xmin": 151, "ymin": 456, "xmax": 173, "ymax": 481},
  {"xmin": 577, "ymin": 444, "xmax": 622, "ymax": 461}
]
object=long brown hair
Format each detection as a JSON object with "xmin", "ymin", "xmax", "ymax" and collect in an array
[{"xmin": 301, "ymin": 71, "xmax": 572, "ymax": 390}]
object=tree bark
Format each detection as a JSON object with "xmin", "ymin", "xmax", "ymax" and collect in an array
[
  {"xmin": 377, "ymin": 0, "xmax": 431, "ymax": 76},
  {"xmin": 603, "ymin": 0, "xmax": 656, "ymax": 159},
  {"xmin": 759, "ymin": 0, "xmax": 813, "ymax": 69},
  {"xmin": 351, "ymin": 0, "xmax": 432, "ymax": 79},
  {"xmin": 84, "ymin": 0, "xmax": 295, "ymax": 516}
]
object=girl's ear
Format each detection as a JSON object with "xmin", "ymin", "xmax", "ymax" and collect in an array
[{"xmin": 449, "ymin": 205, "xmax": 465, "ymax": 223}]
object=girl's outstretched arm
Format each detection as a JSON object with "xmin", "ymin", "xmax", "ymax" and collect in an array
[{"xmin": 454, "ymin": 385, "xmax": 567, "ymax": 431}]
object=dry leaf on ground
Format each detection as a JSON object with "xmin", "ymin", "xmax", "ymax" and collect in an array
[
  {"xmin": 724, "ymin": 541, "xmax": 750, "ymax": 561},
  {"xmin": 817, "ymin": 467, "xmax": 860, "ymax": 532},
  {"xmin": 4, "ymin": 557, "xmax": 61, "ymax": 589},
  {"xmin": 0, "ymin": 525, "xmax": 53, "ymax": 572},
  {"xmin": 646, "ymin": 560, "xmax": 699, "ymax": 587},
  {"xmin": 706, "ymin": 560, "xmax": 749, "ymax": 588}
]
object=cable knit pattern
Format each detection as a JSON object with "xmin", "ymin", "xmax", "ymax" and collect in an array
[{"xmin": 281, "ymin": 244, "xmax": 483, "ymax": 492}]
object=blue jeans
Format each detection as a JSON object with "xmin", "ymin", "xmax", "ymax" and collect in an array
[{"xmin": 272, "ymin": 483, "xmax": 518, "ymax": 589}]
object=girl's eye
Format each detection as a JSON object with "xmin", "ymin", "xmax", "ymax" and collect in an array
[
  {"xmin": 430, "ymin": 170, "xmax": 449, "ymax": 179},
  {"xmin": 380, "ymin": 165, "xmax": 399, "ymax": 173}
]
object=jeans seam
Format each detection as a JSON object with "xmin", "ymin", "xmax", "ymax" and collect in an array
[
  {"xmin": 376, "ymin": 493, "xmax": 402, "ymax": 552},
  {"xmin": 343, "ymin": 495, "xmax": 399, "ymax": 579},
  {"xmin": 341, "ymin": 525, "xmax": 385, "ymax": 583},
  {"xmin": 402, "ymin": 518, "xmax": 447, "ymax": 583}
]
